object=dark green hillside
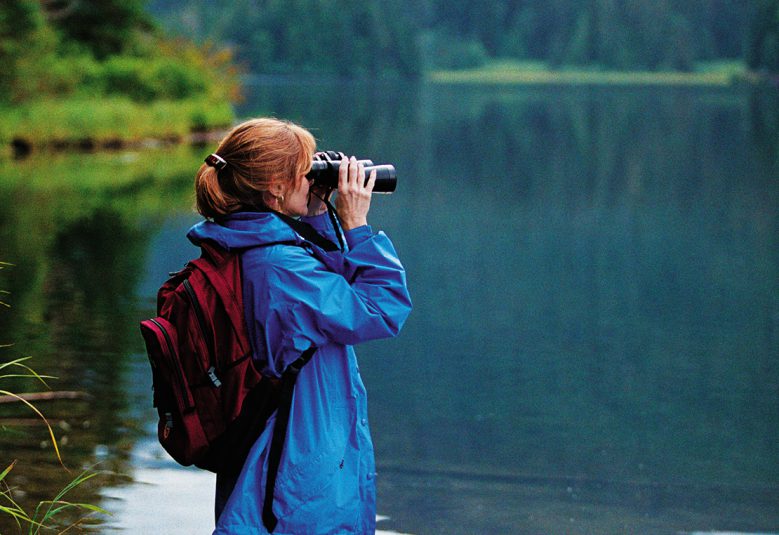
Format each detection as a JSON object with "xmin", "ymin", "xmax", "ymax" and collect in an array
[{"xmin": 149, "ymin": 0, "xmax": 778, "ymax": 75}]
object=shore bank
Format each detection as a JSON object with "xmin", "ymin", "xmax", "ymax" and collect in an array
[{"xmin": 0, "ymin": 97, "xmax": 234, "ymax": 159}]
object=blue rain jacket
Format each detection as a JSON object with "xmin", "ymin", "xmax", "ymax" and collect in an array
[{"xmin": 187, "ymin": 211, "xmax": 412, "ymax": 534}]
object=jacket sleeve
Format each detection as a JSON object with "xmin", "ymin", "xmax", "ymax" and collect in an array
[{"xmin": 258, "ymin": 228, "xmax": 411, "ymax": 369}]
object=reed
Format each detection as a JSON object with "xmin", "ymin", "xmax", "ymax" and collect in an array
[{"xmin": 1, "ymin": 278, "xmax": 108, "ymax": 533}]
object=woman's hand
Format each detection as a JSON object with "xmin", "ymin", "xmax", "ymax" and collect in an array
[
  {"xmin": 336, "ymin": 156, "xmax": 377, "ymax": 230},
  {"xmin": 305, "ymin": 152, "xmax": 336, "ymax": 217}
]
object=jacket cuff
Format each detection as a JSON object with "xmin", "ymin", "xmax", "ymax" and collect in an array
[{"xmin": 344, "ymin": 225, "xmax": 373, "ymax": 249}]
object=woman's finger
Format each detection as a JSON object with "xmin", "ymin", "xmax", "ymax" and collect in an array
[
  {"xmin": 348, "ymin": 156, "xmax": 358, "ymax": 187},
  {"xmin": 357, "ymin": 161, "xmax": 366, "ymax": 188},
  {"xmin": 338, "ymin": 156, "xmax": 349, "ymax": 190},
  {"xmin": 365, "ymin": 168, "xmax": 377, "ymax": 193}
]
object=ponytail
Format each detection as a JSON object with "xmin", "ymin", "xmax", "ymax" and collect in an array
[{"xmin": 195, "ymin": 163, "xmax": 231, "ymax": 219}]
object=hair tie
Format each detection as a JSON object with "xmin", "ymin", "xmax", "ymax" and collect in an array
[{"xmin": 205, "ymin": 153, "xmax": 228, "ymax": 170}]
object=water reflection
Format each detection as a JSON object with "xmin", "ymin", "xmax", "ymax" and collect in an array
[
  {"xmin": 0, "ymin": 83, "xmax": 777, "ymax": 534},
  {"xmin": 0, "ymin": 149, "xmax": 197, "ymax": 533},
  {"xmin": 359, "ymin": 84, "xmax": 778, "ymax": 533}
]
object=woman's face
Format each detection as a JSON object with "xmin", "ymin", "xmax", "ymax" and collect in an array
[{"xmin": 281, "ymin": 173, "xmax": 313, "ymax": 218}]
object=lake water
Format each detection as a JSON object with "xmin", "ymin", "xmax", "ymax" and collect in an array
[{"xmin": 0, "ymin": 81, "xmax": 777, "ymax": 534}]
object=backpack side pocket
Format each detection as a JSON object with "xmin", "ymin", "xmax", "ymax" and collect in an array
[{"xmin": 140, "ymin": 317, "xmax": 208, "ymax": 465}]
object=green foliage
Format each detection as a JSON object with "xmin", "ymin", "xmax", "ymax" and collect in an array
[
  {"xmin": 0, "ymin": 30, "xmax": 238, "ymax": 106},
  {"xmin": 0, "ymin": 1, "xmax": 58, "ymax": 101},
  {"xmin": 47, "ymin": 0, "xmax": 152, "ymax": 59},
  {"xmin": 0, "ymin": 1, "xmax": 239, "ymax": 149},
  {"xmin": 94, "ymin": 56, "xmax": 207, "ymax": 102}
]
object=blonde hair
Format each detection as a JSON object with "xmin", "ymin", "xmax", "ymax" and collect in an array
[{"xmin": 195, "ymin": 118, "xmax": 316, "ymax": 218}]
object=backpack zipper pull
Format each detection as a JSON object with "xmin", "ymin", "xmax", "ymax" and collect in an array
[{"xmin": 207, "ymin": 366, "xmax": 222, "ymax": 388}]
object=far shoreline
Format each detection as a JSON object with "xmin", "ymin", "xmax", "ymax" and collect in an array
[
  {"xmin": 429, "ymin": 69, "xmax": 732, "ymax": 87},
  {"xmin": 427, "ymin": 60, "xmax": 777, "ymax": 88}
]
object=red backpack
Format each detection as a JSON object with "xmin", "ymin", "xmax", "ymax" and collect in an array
[{"xmin": 139, "ymin": 241, "xmax": 279, "ymax": 473}]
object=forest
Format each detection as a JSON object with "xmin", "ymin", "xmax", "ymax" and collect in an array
[{"xmin": 148, "ymin": 0, "xmax": 779, "ymax": 74}]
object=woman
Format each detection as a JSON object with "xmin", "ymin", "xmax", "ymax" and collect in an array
[{"xmin": 188, "ymin": 118, "xmax": 412, "ymax": 534}]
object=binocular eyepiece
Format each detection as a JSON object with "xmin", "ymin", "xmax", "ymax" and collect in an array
[{"xmin": 307, "ymin": 151, "xmax": 397, "ymax": 193}]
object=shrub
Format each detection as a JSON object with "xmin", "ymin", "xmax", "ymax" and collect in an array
[{"xmin": 95, "ymin": 56, "xmax": 208, "ymax": 102}]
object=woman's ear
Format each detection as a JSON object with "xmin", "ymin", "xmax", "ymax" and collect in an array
[{"xmin": 269, "ymin": 182, "xmax": 285, "ymax": 197}]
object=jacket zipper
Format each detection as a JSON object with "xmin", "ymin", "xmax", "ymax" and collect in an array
[{"xmin": 150, "ymin": 318, "xmax": 194, "ymax": 412}]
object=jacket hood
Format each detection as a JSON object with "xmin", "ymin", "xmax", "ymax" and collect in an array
[{"xmin": 187, "ymin": 212, "xmax": 300, "ymax": 251}]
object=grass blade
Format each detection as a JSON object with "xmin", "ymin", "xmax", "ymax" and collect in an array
[
  {"xmin": 29, "ymin": 469, "xmax": 108, "ymax": 534},
  {"xmin": 0, "ymin": 374, "xmax": 57, "ymax": 382},
  {"xmin": 0, "ymin": 357, "xmax": 55, "ymax": 388},
  {"xmin": 0, "ymin": 356, "xmax": 33, "ymax": 370},
  {"xmin": 0, "ymin": 389, "xmax": 63, "ymax": 467},
  {"xmin": 0, "ymin": 503, "xmax": 28, "ymax": 525},
  {"xmin": 1, "ymin": 466, "xmax": 31, "ymax": 530},
  {"xmin": 53, "ymin": 470, "xmax": 102, "ymax": 500},
  {"xmin": 0, "ymin": 461, "xmax": 17, "ymax": 482}
]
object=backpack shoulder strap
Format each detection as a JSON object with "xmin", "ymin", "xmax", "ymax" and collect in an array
[
  {"xmin": 262, "ymin": 345, "xmax": 318, "ymax": 532},
  {"xmin": 273, "ymin": 211, "xmax": 340, "ymax": 252}
]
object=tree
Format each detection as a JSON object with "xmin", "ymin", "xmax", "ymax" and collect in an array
[{"xmin": 48, "ymin": 0, "xmax": 152, "ymax": 58}]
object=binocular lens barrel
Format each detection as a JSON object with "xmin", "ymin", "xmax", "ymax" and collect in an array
[{"xmin": 307, "ymin": 160, "xmax": 397, "ymax": 193}]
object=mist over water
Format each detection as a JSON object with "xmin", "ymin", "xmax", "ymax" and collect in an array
[{"xmin": 1, "ymin": 81, "xmax": 776, "ymax": 534}]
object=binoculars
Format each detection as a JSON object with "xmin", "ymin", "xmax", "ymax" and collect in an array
[{"xmin": 307, "ymin": 151, "xmax": 397, "ymax": 193}]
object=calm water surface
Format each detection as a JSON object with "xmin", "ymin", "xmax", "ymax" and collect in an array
[{"xmin": 0, "ymin": 82, "xmax": 777, "ymax": 534}]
